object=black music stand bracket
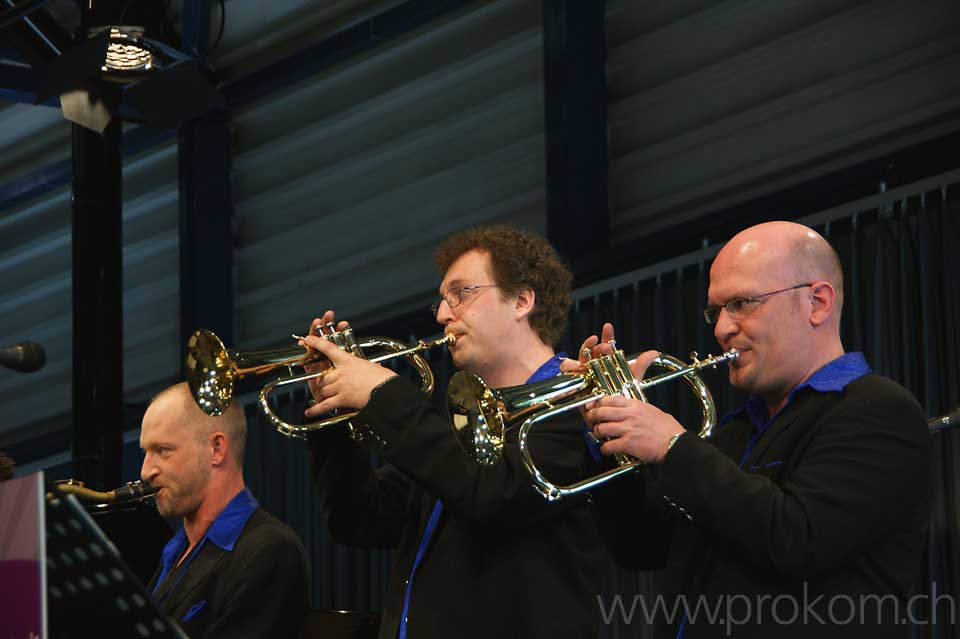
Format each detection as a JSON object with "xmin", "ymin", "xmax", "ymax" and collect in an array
[{"xmin": 46, "ymin": 489, "xmax": 187, "ymax": 639}]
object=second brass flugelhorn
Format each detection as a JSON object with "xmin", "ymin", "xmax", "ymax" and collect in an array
[
  {"xmin": 448, "ymin": 343, "xmax": 738, "ymax": 501},
  {"xmin": 186, "ymin": 325, "xmax": 455, "ymax": 439}
]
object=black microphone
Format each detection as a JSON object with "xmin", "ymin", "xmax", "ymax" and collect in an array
[
  {"xmin": 0, "ymin": 341, "xmax": 46, "ymax": 373},
  {"xmin": 929, "ymin": 406, "xmax": 960, "ymax": 433}
]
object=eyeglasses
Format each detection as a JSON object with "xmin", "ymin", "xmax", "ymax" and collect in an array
[
  {"xmin": 703, "ymin": 283, "xmax": 813, "ymax": 325},
  {"xmin": 430, "ymin": 284, "xmax": 498, "ymax": 315}
]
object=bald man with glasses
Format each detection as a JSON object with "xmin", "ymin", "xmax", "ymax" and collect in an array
[{"xmin": 576, "ymin": 221, "xmax": 930, "ymax": 638}]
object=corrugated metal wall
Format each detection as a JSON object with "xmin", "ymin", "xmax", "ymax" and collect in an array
[
  {"xmin": 230, "ymin": 0, "xmax": 545, "ymax": 349},
  {"xmin": 606, "ymin": 0, "xmax": 960, "ymax": 242}
]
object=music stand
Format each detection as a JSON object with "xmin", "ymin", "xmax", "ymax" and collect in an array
[
  {"xmin": 46, "ymin": 484, "xmax": 188, "ymax": 639},
  {"xmin": 90, "ymin": 500, "xmax": 174, "ymax": 585}
]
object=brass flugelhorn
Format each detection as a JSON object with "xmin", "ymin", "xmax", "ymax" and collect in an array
[
  {"xmin": 186, "ymin": 325, "xmax": 455, "ymax": 439},
  {"xmin": 448, "ymin": 343, "xmax": 738, "ymax": 501},
  {"xmin": 47, "ymin": 479, "xmax": 158, "ymax": 506}
]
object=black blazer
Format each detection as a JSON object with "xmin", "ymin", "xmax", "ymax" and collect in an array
[
  {"xmin": 595, "ymin": 373, "xmax": 930, "ymax": 639},
  {"xmin": 309, "ymin": 376, "xmax": 607, "ymax": 639},
  {"xmin": 147, "ymin": 508, "xmax": 310, "ymax": 639}
]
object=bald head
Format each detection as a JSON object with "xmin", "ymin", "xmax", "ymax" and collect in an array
[
  {"xmin": 716, "ymin": 221, "xmax": 843, "ymax": 323},
  {"xmin": 149, "ymin": 382, "xmax": 247, "ymax": 466},
  {"xmin": 709, "ymin": 221, "xmax": 847, "ymax": 411}
]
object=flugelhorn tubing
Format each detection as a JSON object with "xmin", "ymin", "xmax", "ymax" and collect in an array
[
  {"xmin": 633, "ymin": 349, "xmax": 740, "ymax": 392},
  {"xmin": 259, "ymin": 333, "xmax": 456, "ymax": 393},
  {"xmin": 47, "ymin": 479, "xmax": 158, "ymax": 504},
  {"xmin": 259, "ymin": 333, "xmax": 456, "ymax": 439}
]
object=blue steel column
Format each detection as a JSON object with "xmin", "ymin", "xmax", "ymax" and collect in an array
[
  {"xmin": 71, "ymin": 120, "xmax": 123, "ymax": 489},
  {"xmin": 178, "ymin": 0, "xmax": 233, "ymax": 353},
  {"xmin": 542, "ymin": 0, "xmax": 608, "ymax": 267},
  {"xmin": 178, "ymin": 110, "xmax": 234, "ymax": 349}
]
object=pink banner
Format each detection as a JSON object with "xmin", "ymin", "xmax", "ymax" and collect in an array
[{"xmin": 0, "ymin": 472, "xmax": 45, "ymax": 639}]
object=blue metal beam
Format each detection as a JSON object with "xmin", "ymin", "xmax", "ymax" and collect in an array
[
  {"xmin": 3, "ymin": 2, "xmax": 70, "ymax": 62},
  {"xmin": 0, "ymin": 86, "xmax": 55, "ymax": 105},
  {"xmin": 0, "ymin": 61, "xmax": 58, "ymax": 105},
  {"xmin": 0, "ymin": 156, "xmax": 71, "ymax": 207},
  {"xmin": 178, "ymin": 109, "xmax": 234, "ymax": 348},
  {"xmin": 542, "ymin": 0, "xmax": 608, "ymax": 265},
  {"xmin": 178, "ymin": 0, "xmax": 230, "ymax": 347},
  {"xmin": 0, "ymin": 47, "xmax": 30, "ymax": 63},
  {"xmin": 0, "ymin": 0, "xmax": 55, "ymax": 31},
  {"xmin": 0, "ymin": 125, "xmax": 174, "ymax": 212}
]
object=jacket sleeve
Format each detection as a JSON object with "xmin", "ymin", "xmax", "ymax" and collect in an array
[
  {"xmin": 589, "ymin": 464, "xmax": 676, "ymax": 570},
  {"xmin": 656, "ymin": 380, "xmax": 930, "ymax": 579},
  {"xmin": 307, "ymin": 420, "xmax": 411, "ymax": 548},
  {"xmin": 353, "ymin": 376, "xmax": 597, "ymax": 526}
]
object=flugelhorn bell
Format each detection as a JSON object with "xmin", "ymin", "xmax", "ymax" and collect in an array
[
  {"xmin": 448, "ymin": 345, "xmax": 738, "ymax": 501},
  {"xmin": 186, "ymin": 326, "xmax": 455, "ymax": 440}
]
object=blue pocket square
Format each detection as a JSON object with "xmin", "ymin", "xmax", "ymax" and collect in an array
[
  {"xmin": 749, "ymin": 460, "xmax": 784, "ymax": 471},
  {"xmin": 183, "ymin": 600, "xmax": 208, "ymax": 622}
]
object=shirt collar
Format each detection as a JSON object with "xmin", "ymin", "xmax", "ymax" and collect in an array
[
  {"xmin": 158, "ymin": 487, "xmax": 259, "ymax": 567},
  {"xmin": 159, "ymin": 526, "xmax": 188, "ymax": 573},
  {"xmin": 526, "ymin": 352, "xmax": 566, "ymax": 384},
  {"xmin": 720, "ymin": 352, "xmax": 872, "ymax": 432},
  {"xmin": 205, "ymin": 487, "xmax": 259, "ymax": 550},
  {"xmin": 791, "ymin": 351, "xmax": 871, "ymax": 395}
]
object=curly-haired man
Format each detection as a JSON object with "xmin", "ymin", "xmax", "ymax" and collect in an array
[{"xmin": 303, "ymin": 226, "xmax": 605, "ymax": 639}]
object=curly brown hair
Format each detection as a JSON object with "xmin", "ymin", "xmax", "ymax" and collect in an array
[{"xmin": 435, "ymin": 225, "xmax": 572, "ymax": 347}]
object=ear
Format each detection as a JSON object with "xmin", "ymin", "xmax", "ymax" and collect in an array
[
  {"xmin": 209, "ymin": 431, "xmax": 229, "ymax": 466},
  {"xmin": 807, "ymin": 281, "xmax": 836, "ymax": 327},
  {"xmin": 513, "ymin": 286, "xmax": 536, "ymax": 321}
]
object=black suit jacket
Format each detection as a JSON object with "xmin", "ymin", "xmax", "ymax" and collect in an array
[
  {"xmin": 309, "ymin": 376, "xmax": 607, "ymax": 639},
  {"xmin": 595, "ymin": 373, "xmax": 930, "ymax": 639},
  {"xmin": 148, "ymin": 508, "xmax": 310, "ymax": 639}
]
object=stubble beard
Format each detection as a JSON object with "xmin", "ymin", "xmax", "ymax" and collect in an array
[{"xmin": 157, "ymin": 459, "xmax": 211, "ymax": 518}]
